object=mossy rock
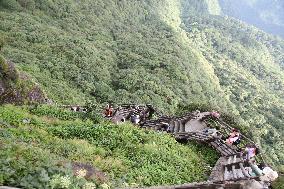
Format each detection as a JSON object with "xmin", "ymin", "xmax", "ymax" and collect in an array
[
  {"xmin": 0, "ymin": 56, "xmax": 19, "ymax": 81},
  {"xmin": 0, "ymin": 56, "xmax": 45, "ymax": 104}
]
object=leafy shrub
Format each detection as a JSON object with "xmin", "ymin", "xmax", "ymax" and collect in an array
[
  {"xmin": 85, "ymin": 101, "xmax": 105, "ymax": 123},
  {"xmin": 176, "ymin": 102, "xmax": 214, "ymax": 116},
  {"xmin": 0, "ymin": 138, "xmax": 71, "ymax": 188},
  {"xmin": 29, "ymin": 105, "xmax": 85, "ymax": 121},
  {"xmin": 0, "ymin": 104, "xmax": 30, "ymax": 126},
  {"xmin": 0, "ymin": 125, "xmax": 103, "ymax": 188}
]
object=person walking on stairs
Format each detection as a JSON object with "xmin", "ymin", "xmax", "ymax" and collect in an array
[
  {"xmin": 243, "ymin": 144, "xmax": 258, "ymax": 161},
  {"xmin": 104, "ymin": 104, "xmax": 113, "ymax": 117},
  {"xmin": 225, "ymin": 128, "xmax": 240, "ymax": 145}
]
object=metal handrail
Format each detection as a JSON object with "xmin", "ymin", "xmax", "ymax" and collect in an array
[{"xmin": 215, "ymin": 119, "xmax": 267, "ymax": 164}]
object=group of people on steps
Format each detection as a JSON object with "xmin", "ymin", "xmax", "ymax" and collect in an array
[
  {"xmin": 199, "ymin": 111, "xmax": 278, "ymax": 184},
  {"xmin": 103, "ymin": 103, "xmax": 278, "ymax": 184},
  {"xmin": 104, "ymin": 103, "xmax": 155, "ymax": 125}
]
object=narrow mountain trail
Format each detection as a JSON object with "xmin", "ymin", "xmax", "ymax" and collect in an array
[{"xmin": 106, "ymin": 104, "xmax": 277, "ymax": 189}]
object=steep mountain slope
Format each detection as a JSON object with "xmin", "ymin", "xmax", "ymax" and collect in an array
[
  {"xmin": 0, "ymin": 0, "xmax": 233, "ymax": 113},
  {"xmin": 181, "ymin": 0, "xmax": 284, "ymax": 169},
  {"xmin": 219, "ymin": 0, "xmax": 284, "ymax": 38},
  {"xmin": 0, "ymin": 0, "xmax": 283, "ymax": 170}
]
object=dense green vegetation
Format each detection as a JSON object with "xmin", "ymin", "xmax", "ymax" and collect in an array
[
  {"xmin": 0, "ymin": 0, "xmax": 283, "ymax": 177},
  {"xmin": 0, "ymin": 105, "xmax": 218, "ymax": 188},
  {"xmin": 181, "ymin": 2, "xmax": 284, "ymax": 169},
  {"xmin": 0, "ymin": 0, "xmax": 234, "ymax": 113}
]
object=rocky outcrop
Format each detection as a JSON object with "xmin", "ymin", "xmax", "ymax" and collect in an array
[
  {"xmin": 0, "ymin": 56, "xmax": 46, "ymax": 104},
  {"xmin": 72, "ymin": 162, "xmax": 108, "ymax": 183}
]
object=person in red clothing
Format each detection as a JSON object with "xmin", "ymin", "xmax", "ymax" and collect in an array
[
  {"xmin": 210, "ymin": 111, "xmax": 220, "ymax": 119},
  {"xmin": 104, "ymin": 104, "xmax": 113, "ymax": 117}
]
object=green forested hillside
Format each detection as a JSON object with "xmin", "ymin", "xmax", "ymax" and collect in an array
[
  {"xmin": 0, "ymin": 0, "xmax": 234, "ymax": 113},
  {"xmin": 181, "ymin": 0, "xmax": 284, "ymax": 169},
  {"xmin": 0, "ymin": 0, "xmax": 283, "ymax": 171}
]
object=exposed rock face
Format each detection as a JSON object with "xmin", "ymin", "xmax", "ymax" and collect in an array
[
  {"xmin": 0, "ymin": 58, "xmax": 46, "ymax": 104},
  {"xmin": 27, "ymin": 85, "xmax": 45, "ymax": 102}
]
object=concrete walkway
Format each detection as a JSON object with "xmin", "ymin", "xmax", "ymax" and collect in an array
[{"xmin": 184, "ymin": 112, "xmax": 210, "ymax": 132}]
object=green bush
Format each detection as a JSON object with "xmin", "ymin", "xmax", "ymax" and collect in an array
[
  {"xmin": 0, "ymin": 105, "xmax": 30, "ymax": 126},
  {"xmin": 0, "ymin": 137, "xmax": 99, "ymax": 188},
  {"xmin": 29, "ymin": 105, "xmax": 85, "ymax": 121},
  {"xmin": 0, "ymin": 138, "xmax": 70, "ymax": 188}
]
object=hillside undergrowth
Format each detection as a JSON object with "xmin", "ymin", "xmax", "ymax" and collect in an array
[{"xmin": 0, "ymin": 105, "xmax": 218, "ymax": 188}]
